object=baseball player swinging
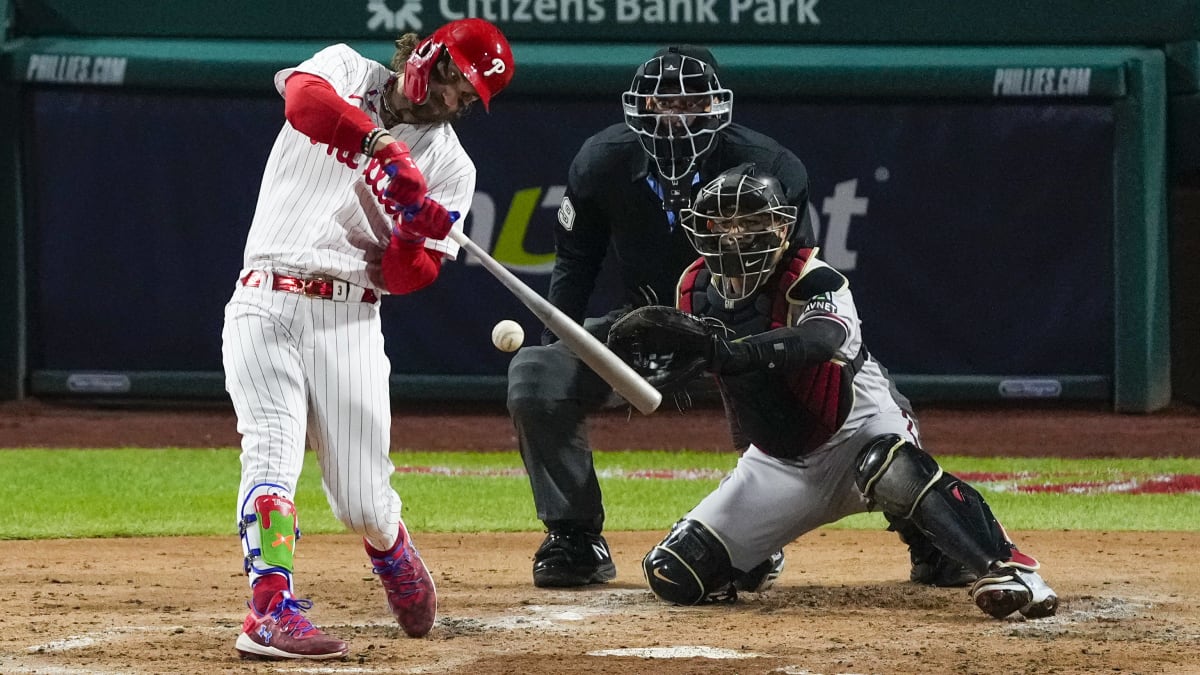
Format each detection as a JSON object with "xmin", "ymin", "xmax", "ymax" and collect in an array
[
  {"xmin": 221, "ymin": 19, "xmax": 514, "ymax": 660},
  {"xmin": 607, "ymin": 164, "xmax": 1059, "ymax": 619}
]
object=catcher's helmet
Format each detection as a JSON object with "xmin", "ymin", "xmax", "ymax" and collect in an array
[
  {"xmin": 622, "ymin": 45, "xmax": 732, "ymax": 182},
  {"xmin": 681, "ymin": 163, "xmax": 798, "ymax": 305},
  {"xmin": 404, "ymin": 18, "xmax": 514, "ymax": 111}
]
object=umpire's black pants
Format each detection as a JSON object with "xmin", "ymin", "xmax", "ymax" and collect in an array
[{"xmin": 505, "ymin": 311, "xmax": 626, "ymax": 534}]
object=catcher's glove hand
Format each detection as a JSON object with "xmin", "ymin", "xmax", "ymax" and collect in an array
[{"xmin": 607, "ymin": 305, "xmax": 716, "ymax": 391}]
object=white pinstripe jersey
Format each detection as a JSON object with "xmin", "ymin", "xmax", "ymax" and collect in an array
[{"xmin": 242, "ymin": 43, "xmax": 477, "ymax": 291}]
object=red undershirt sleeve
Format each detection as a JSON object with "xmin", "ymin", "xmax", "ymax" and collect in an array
[
  {"xmin": 283, "ymin": 72, "xmax": 377, "ymax": 154},
  {"xmin": 285, "ymin": 72, "xmax": 438, "ymax": 294}
]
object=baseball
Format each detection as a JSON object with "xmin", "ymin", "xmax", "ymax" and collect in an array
[{"xmin": 491, "ymin": 319, "xmax": 524, "ymax": 352}]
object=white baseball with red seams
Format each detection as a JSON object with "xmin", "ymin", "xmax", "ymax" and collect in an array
[
  {"xmin": 491, "ymin": 320, "xmax": 524, "ymax": 352},
  {"xmin": 222, "ymin": 43, "xmax": 477, "ymax": 557}
]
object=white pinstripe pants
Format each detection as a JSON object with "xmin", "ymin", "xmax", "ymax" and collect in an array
[{"xmin": 221, "ymin": 281, "xmax": 401, "ymax": 553}]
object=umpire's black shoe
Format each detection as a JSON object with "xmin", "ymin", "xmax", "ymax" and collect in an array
[{"xmin": 532, "ymin": 530, "xmax": 617, "ymax": 587}]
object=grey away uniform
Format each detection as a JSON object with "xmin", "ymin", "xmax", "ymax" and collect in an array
[
  {"xmin": 629, "ymin": 165, "xmax": 1058, "ymax": 620},
  {"xmin": 674, "ymin": 250, "xmax": 913, "ymax": 571}
]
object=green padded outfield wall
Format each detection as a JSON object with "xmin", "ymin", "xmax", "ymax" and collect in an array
[
  {"xmin": 8, "ymin": 0, "xmax": 1200, "ymax": 44},
  {"xmin": 0, "ymin": 0, "xmax": 19, "ymax": 400},
  {"xmin": 0, "ymin": 1, "xmax": 1178, "ymax": 410}
]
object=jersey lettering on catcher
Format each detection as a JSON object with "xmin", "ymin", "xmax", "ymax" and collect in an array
[{"xmin": 245, "ymin": 44, "xmax": 476, "ymax": 292}]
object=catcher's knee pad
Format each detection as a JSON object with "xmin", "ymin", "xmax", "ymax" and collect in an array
[
  {"xmin": 239, "ymin": 483, "xmax": 300, "ymax": 580},
  {"xmin": 855, "ymin": 435, "xmax": 941, "ymax": 516},
  {"xmin": 856, "ymin": 436, "xmax": 1010, "ymax": 574},
  {"xmin": 642, "ymin": 519, "xmax": 737, "ymax": 605}
]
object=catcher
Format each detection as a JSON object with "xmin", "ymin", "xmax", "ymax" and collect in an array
[{"xmin": 607, "ymin": 164, "xmax": 1059, "ymax": 619}]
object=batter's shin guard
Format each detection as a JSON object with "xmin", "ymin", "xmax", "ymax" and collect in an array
[{"xmin": 239, "ymin": 483, "xmax": 300, "ymax": 588}]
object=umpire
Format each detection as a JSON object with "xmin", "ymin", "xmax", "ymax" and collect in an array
[{"xmin": 506, "ymin": 45, "xmax": 815, "ymax": 587}]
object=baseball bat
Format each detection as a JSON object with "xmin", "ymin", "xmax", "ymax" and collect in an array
[{"xmin": 449, "ymin": 230, "xmax": 662, "ymax": 415}]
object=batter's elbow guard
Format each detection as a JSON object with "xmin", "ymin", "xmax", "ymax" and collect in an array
[{"xmin": 642, "ymin": 519, "xmax": 737, "ymax": 605}]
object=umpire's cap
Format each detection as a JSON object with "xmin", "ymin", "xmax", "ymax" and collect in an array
[{"xmin": 651, "ymin": 45, "xmax": 719, "ymax": 75}]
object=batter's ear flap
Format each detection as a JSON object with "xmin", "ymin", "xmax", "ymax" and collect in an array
[{"xmin": 403, "ymin": 37, "xmax": 444, "ymax": 105}]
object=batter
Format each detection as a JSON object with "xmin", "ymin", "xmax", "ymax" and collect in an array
[{"xmin": 221, "ymin": 19, "xmax": 514, "ymax": 660}]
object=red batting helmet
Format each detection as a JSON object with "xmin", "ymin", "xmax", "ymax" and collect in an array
[{"xmin": 403, "ymin": 18, "xmax": 514, "ymax": 111}]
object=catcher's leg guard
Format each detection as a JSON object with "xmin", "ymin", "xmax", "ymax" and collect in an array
[
  {"xmin": 239, "ymin": 483, "xmax": 300, "ymax": 586},
  {"xmin": 855, "ymin": 435, "xmax": 1012, "ymax": 576},
  {"xmin": 642, "ymin": 519, "xmax": 738, "ymax": 605},
  {"xmin": 885, "ymin": 513, "xmax": 978, "ymax": 587}
]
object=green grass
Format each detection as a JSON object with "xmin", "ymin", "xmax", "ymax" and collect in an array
[{"xmin": 0, "ymin": 448, "xmax": 1197, "ymax": 539}]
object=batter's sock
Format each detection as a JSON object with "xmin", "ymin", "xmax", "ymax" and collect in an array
[
  {"xmin": 365, "ymin": 521, "xmax": 410, "ymax": 558},
  {"xmin": 251, "ymin": 573, "xmax": 290, "ymax": 613}
]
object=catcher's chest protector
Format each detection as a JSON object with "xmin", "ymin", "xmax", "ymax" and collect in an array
[{"xmin": 677, "ymin": 250, "xmax": 859, "ymax": 459}]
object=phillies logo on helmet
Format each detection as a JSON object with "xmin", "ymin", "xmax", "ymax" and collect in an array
[
  {"xmin": 484, "ymin": 58, "xmax": 506, "ymax": 77},
  {"xmin": 404, "ymin": 18, "xmax": 514, "ymax": 111}
]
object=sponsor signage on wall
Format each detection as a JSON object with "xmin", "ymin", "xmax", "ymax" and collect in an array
[
  {"xmin": 9, "ymin": 0, "xmax": 1200, "ymax": 43},
  {"xmin": 24, "ymin": 91, "xmax": 1114, "ymax": 379}
]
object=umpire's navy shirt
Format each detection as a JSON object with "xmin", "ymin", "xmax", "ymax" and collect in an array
[{"xmin": 545, "ymin": 122, "xmax": 813, "ymax": 344}]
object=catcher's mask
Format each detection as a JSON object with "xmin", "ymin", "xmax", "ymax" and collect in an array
[
  {"xmin": 404, "ymin": 18, "xmax": 514, "ymax": 111},
  {"xmin": 622, "ymin": 45, "xmax": 733, "ymax": 184},
  {"xmin": 681, "ymin": 164, "xmax": 797, "ymax": 305}
]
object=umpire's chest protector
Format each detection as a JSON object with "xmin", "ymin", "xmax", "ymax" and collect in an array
[{"xmin": 676, "ymin": 249, "xmax": 858, "ymax": 459}]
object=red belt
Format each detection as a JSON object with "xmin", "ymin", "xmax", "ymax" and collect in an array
[{"xmin": 240, "ymin": 270, "xmax": 378, "ymax": 303}]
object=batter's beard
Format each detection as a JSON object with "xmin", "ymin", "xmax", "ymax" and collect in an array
[{"xmin": 404, "ymin": 99, "xmax": 469, "ymax": 125}]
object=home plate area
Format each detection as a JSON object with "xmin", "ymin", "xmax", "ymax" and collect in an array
[{"xmin": 1, "ymin": 530, "xmax": 1197, "ymax": 674}]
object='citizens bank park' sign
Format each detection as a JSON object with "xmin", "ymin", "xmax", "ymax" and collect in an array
[
  {"xmin": 365, "ymin": 0, "xmax": 819, "ymax": 31},
  {"xmin": 7, "ymin": 0, "xmax": 1198, "ymax": 44}
]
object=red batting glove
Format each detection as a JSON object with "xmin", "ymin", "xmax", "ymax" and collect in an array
[
  {"xmin": 376, "ymin": 141, "xmax": 427, "ymax": 207},
  {"xmin": 393, "ymin": 198, "xmax": 456, "ymax": 241}
]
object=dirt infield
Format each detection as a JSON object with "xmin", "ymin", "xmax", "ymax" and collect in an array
[{"xmin": 1, "ymin": 400, "xmax": 1199, "ymax": 674}]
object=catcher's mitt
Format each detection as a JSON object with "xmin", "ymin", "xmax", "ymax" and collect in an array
[{"xmin": 607, "ymin": 305, "xmax": 715, "ymax": 391}]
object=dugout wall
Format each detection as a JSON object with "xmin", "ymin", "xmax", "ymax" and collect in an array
[{"xmin": 0, "ymin": 1, "xmax": 1191, "ymax": 412}]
